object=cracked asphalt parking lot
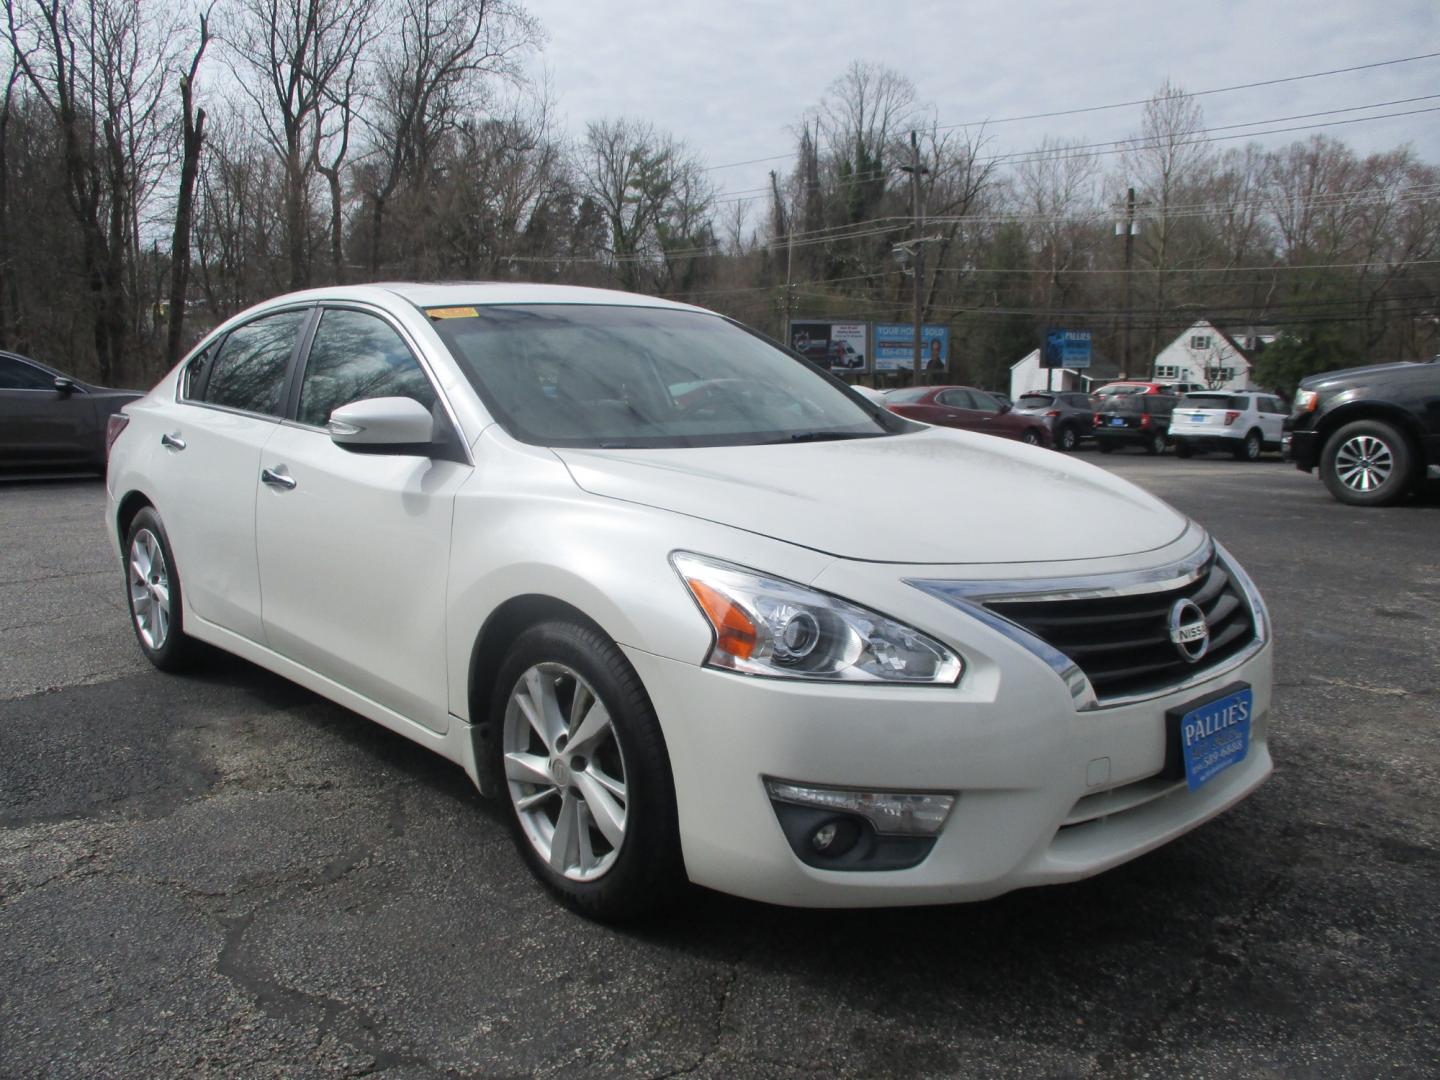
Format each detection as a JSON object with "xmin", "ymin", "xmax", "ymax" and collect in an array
[{"xmin": 2, "ymin": 455, "xmax": 1438, "ymax": 1079}]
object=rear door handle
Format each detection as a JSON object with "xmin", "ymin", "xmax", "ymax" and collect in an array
[
  {"xmin": 160, "ymin": 432, "xmax": 186, "ymax": 451},
  {"xmin": 260, "ymin": 466, "xmax": 297, "ymax": 490}
]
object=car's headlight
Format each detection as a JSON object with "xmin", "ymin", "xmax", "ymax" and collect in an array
[
  {"xmin": 670, "ymin": 552, "xmax": 963, "ymax": 685},
  {"xmin": 1294, "ymin": 389, "xmax": 1318, "ymax": 412}
]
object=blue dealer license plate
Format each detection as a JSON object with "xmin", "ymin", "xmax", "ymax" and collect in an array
[
  {"xmin": 1173, "ymin": 686, "xmax": 1252, "ymax": 790},
  {"xmin": 1110, "ymin": 417, "xmax": 1126, "ymax": 426}
]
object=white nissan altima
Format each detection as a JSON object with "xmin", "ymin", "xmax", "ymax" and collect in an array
[{"xmin": 106, "ymin": 283, "xmax": 1273, "ymax": 919}]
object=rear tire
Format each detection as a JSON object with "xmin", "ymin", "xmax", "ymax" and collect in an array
[
  {"xmin": 1233, "ymin": 430, "xmax": 1262, "ymax": 461},
  {"xmin": 1320, "ymin": 419, "xmax": 1413, "ymax": 507},
  {"xmin": 1020, "ymin": 428, "xmax": 1042, "ymax": 446},
  {"xmin": 1056, "ymin": 425, "xmax": 1079, "ymax": 452},
  {"xmin": 1144, "ymin": 431, "xmax": 1166, "ymax": 456},
  {"xmin": 492, "ymin": 619, "xmax": 684, "ymax": 921},
  {"xmin": 124, "ymin": 508, "xmax": 193, "ymax": 672}
]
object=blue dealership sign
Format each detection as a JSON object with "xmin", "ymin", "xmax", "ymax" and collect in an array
[
  {"xmin": 1042, "ymin": 329, "xmax": 1092, "ymax": 369},
  {"xmin": 875, "ymin": 323, "xmax": 950, "ymax": 372}
]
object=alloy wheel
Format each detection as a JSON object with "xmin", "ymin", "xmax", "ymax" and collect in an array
[
  {"xmin": 1335, "ymin": 435, "xmax": 1393, "ymax": 492},
  {"xmin": 502, "ymin": 662, "xmax": 629, "ymax": 882},
  {"xmin": 128, "ymin": 528, "xmax": 171, "ymax": 650}
]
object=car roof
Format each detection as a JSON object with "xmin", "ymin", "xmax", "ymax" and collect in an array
[{"xmin": 250, "ymin": 281, "xmax": 710, "ymax": 315}]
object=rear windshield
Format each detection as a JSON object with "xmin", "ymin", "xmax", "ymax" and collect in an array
[
  {"xmin": 428, "ymin": 304, "xmax": 906, "ymax": 449},
  {"xmin": 1017, "ymin": 394, "xmax": 1054, "ymax": 408},
  {"xmin": 1180, "ymin": 394, "xmax": 1248, "ymax": 409},
  {"xmin": 1097, "ymin": 396, "xmax": 1143, "ymax": 413}
]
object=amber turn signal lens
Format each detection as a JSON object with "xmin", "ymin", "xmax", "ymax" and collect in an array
[{"xmin": 685, "ymin": 579, "xmax": 758, "ymax": 659}]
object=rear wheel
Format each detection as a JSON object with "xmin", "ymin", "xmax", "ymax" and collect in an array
[
  {"xmin": 1144, "ymin": 431, "xmax": 1166, "ymax": 456},
  {"xmin": 1020, "ymin": 428, "xmax": 1042, "ymax": 446},
  {"xmin": 493, "ymin": 619, "xmax": 684, "ymax": 920},
  {"xmin": 1233, "ymin": 430, "xmax": 1262, "ymax": 461},
  {"xmin": 1320, "ymin": 419, "xmax": 1413, "ymax": 507},
  {"xmin": 124, "ymin": 508, "xmax": 193, "ymax": 672},
  {"xmin": 1056, "ymin": 425, "xmax": 1079, "ymax": 452}
]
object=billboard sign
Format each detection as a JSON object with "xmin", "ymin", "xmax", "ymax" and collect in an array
[
  {"xmin": 874, "ymin": 323, "xmax": 950, "ymax": 373},
  {"xmin": 1042, "ymin": 329, "xmax": 1092, "ymax": 369},
  {"xmin": 788, "ymin": 320, "xmax": 868, "ymax": 372}
]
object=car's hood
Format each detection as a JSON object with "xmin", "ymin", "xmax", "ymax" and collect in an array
[
  {"xmin": 1299, "ymin": 361, "xmax": 1422, "ymax": 390},
  {"xmin": 553, "ymin": 429, "xmax": 1187, "ymax": 565}
]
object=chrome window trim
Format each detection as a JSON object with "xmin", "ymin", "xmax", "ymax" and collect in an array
[{"xmin": 907, "ymin": 528, "xmax": 1269, "ymax": 712}]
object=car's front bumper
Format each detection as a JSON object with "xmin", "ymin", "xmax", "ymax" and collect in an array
[
  {"xmin": 625, "ymin": 583, "xmax": 1273, "ymax": 908},
  {"xmin": 1287, "ymin": 429, "xmax": 1320, "ymax": 471}
]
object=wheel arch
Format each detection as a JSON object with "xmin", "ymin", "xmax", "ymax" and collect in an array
[
  {"xmin": 1317, "ymin": 403, "xmax": 1425, "ymax": 461},
  {"xmin": 466, "ymin": 594, "xmax": 613, "ymax": 797},
  {"xmin": 114, "ymin": 489, "xmax": 155, "ymax": 548}
]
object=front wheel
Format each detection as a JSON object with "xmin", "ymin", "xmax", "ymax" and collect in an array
[
  {"xmin": 493, "ymin": 619, "xmax": 684, "ymax": 920},
  {"xmin": 1320, "ymin": 419, "xmax": 1413, "ymax": 507},
  {"xmin": 124, "ymin": 508, "xmax": 193, "ymax": 671},
  {"xmin": 1020, "ymin": 428, "xmax": 1042, "ymax": 446}
]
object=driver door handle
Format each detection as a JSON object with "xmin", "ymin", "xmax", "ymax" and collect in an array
[
  {"xmin": 260, "ymin": 466, "xmax": 297, "ymax": 490},
  {"xmin": 160, "ymin": 432, "xmax": 186, "ymax": 451}
]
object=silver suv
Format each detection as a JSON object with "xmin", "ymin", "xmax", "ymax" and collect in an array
[
  {"xmin": 1170, "ymin": 392, "xmax": 1288, "ymax": 461},
  {"xmin": 1013, "ymin": 390, "xmax": 1094, "ymax": 451}
]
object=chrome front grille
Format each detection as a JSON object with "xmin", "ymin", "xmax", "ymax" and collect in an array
[{"xmin": 983, "ymin": 556, "xmax": 1255, "ymax": 701}]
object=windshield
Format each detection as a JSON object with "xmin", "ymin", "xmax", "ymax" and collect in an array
[{"xmin": 429, "ymin": 304, "xmax": 903, "ymax": 449}]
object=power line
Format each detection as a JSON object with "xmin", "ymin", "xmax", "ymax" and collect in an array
[{"xmin": 700, "ymin": 51, "xmax": 1440, "ymax": 174}]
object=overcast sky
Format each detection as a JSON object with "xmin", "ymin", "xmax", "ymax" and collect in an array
[{"xmin": 523, "ymin": 0, "xmax": 1439, "ymax": 224}]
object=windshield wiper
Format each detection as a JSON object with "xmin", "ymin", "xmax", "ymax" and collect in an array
[{"xmin": 784, "ymin": 430, "xmax": 877, "ymax": 443}]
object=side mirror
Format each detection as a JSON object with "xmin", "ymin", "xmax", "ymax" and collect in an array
[
  {"xmin": 327, "ymin": 396, "xmax": 436, "ymax": 452},
  {"xmin": 998, "ymin": 402, "xmax": 1011, "ymax": 414},
  {"xmin": 54, "ymin": 376, "xmax": 76, "ymax": 396}
]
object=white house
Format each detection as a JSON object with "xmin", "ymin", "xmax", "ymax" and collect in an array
[
  {"xmin": 1150, "ymin": 320, "xmax": 1260, "ymax": 391},
  {"xmin": 1009, "ymin": 349, "xmax": 1086, "ymax": 401}
]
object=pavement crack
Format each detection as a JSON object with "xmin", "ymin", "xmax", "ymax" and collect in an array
[
  {"xmin": 212, "ymin": 841, "xmax": 442, "ymax": 1075},
  {"xmin": 645, "ymin": 963, "xmax": 737, "ymax": 1080}
]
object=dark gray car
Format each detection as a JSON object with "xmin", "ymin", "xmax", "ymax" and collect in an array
[
  {"xmin": 1013, "ymin": 390, "xmax": 1094, "ymax": 451},
  {"xmin": 0, "ymin": 352, "xmax": 142, "ymax": 473}
]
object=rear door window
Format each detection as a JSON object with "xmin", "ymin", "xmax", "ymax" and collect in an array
[{"xmin": 204, "ymin": 309, "xmax": 309, "ymax": 416}]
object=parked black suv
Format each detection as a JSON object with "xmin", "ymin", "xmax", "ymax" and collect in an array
[
  {"xmin": 1284, "ymin": 359, "xmax": 1440, "ymax": 506},
  {"xmin": 1093, "ymin": 394, "xmax": 1177, "ymax": 455}
]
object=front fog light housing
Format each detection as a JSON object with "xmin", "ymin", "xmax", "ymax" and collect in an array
[
  {"xmin": 766, "ymin": 780, "xmax": 956, "ymax": 836},
  {"xmin": 765, "ymin": 779, "xmax": 956, "ymax": 872}
]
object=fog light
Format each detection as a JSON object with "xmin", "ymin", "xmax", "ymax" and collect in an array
[
  {"xmin": 765, "ymin": 779, "xmax": 956, "ymax": 836},
  {"xmin": 812, "ymin": 821, "xmax": 839, "ymax": 850}
]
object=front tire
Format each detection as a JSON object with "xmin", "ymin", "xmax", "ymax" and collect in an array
[
  {"xmin": 124, "ymin": 508, "xmax": 193, "ymax": 672},
  {"xmin": 492, "ymin": 619, "xmax": 684, "ymax": 920},
  {"xmin": 1020, "ymin": 428, "xmax": 1042, "ymax": 446},
  {"xmin": 1321, "ymin": 419, "xmax": 1413, "ymax": 507}
]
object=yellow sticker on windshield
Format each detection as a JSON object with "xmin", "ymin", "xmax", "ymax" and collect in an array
[{"xmin": 427, "ymin": 306, "xmax": 479, "ymax": 320}]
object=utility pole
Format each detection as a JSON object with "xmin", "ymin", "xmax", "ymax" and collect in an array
[
  {"xmin": 900, "ymin": 130, "xmax": 929, "ymax": 384},
  {"xmin": 1120, "ymin": 186, "xmax": 1137, "ymax": 378},
  {"xmin": 771, "ymin": 170, "xmax": 795, "ymax": 340}
]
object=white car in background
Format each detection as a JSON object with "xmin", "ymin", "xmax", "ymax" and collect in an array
[
  {"xmin": 1170, "ymin": 391, "xmax": 1289, "ymax": 461},
  {"xmin": 105, "ymin": 283, "xmax": 1273, "ymax": 919}
]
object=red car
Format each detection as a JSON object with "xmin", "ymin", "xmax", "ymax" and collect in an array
[{"xmin": 884, "ymin": 385, "xmax": 1051, "ymax": 446}]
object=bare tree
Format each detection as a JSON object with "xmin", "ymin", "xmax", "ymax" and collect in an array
[
  {"xmin": 165, "ymin": 4, "xmax": 211, "ymax": 365},
  {"xmin": 227, "ymin": 0, "xmax": 376, "ymax": 290}
]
